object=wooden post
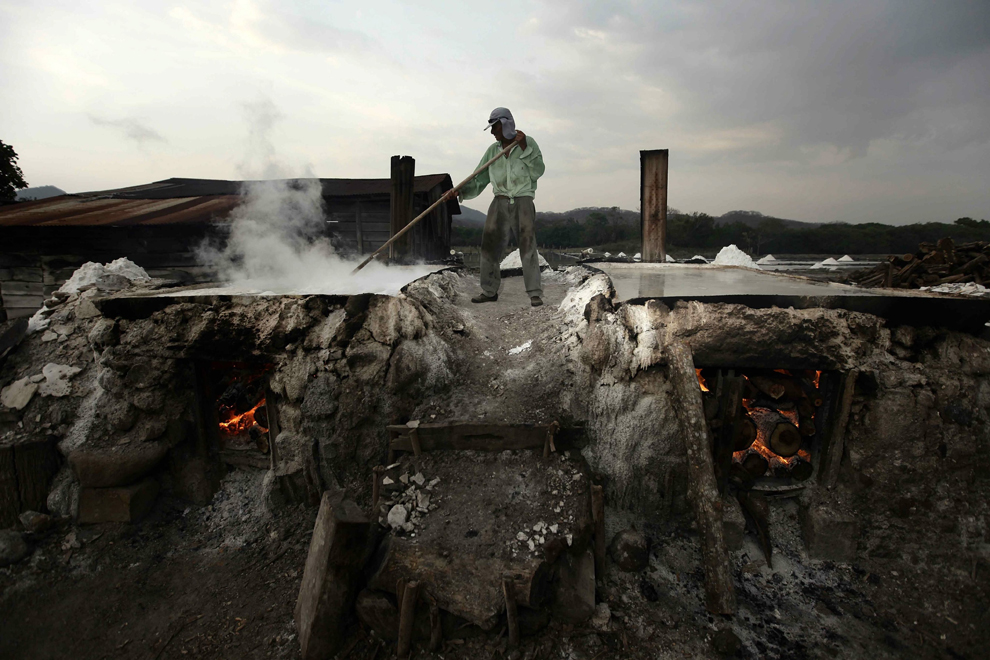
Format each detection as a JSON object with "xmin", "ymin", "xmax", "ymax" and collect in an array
[
  {"xmin": 503, "ymin": 578, "xmax": 520, "ymax": 648},
  {"xmin": 390, "ymin": 156, "xmax": 416, "ymax": 260},
  {"xmin": 396, "ymin": 579, "xmax": 420, "ymax": 658},
  {"xmin": 591, "ymin": 484, "xmax": 606, "ymax": 579},
  {"xmin": 640, "ymin": 149, "xmax": 668, "ymax": 263},
  {"xmin": 668, "ymin": 342, "xmax": 736, "ymax": 615}
]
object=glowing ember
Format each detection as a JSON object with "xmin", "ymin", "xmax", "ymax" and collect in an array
[
  {"xmin": 219, "ymin": 398, "xmax": 268, "ymax": 436},
  {"xmin": 696, "ymin": 369, "xmax": 709, "ymax": 392}
]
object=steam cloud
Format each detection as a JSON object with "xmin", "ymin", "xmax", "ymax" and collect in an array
[{"xmin": 198, "ymin": 98, "xmax": 438, "ymax": 295}]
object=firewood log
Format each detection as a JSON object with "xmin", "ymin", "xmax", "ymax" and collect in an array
[
  {"xmin": 748, "ymin": 408, "xmax": 801, "ymax": 457},
  {"xmin": 733, "ymin": 416, "xmax": 757, "ymax": 451},
  {"xmin": 741, "ymin": 452, "xmax": 768, "ymax": 479}
]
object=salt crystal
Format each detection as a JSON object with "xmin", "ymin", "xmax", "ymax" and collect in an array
[
  {"xmin": 566, "ymin": 534, "xmax": 573, "ymax": 546},
  {"xmin": 399, "ymin": 474, "xmax": 409, "ymax": 484},
  {"xmin": 527, "ymin": 540, "xmax": 535, "ymax": 551},
  {"xmin": 382, "ymin": 476, "xmax": 394, "ymax": 485},
  {"xmin": 411, "ymin": 473, "xmax": 425, "ymax": 486},
  {"xmin": 517, "ymin": 532, "xmax": 529, "ymax": 541},
  {"xmin": 549, "ymin": 524, "xmax": 559, "ymax": 534}
]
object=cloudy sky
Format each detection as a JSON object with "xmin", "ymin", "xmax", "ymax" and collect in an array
[{"xmin": 1, "ymin": 0, "xmax": 988, "ymax": 224}]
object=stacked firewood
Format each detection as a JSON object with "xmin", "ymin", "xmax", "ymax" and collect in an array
[
  {"xmin": 701, "ymin": 368, "xmax": 821, "ymax": 485},
  {"xmin": 846, "ymin": 238, "xmax": 990, "ymax": 289}
]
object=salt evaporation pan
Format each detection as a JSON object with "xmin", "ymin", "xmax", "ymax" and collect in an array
[
  {"xmin": 756, "ymin": 254, "xmax": 777, "ymax": 264},
  {"xmin": 500, "ymin": 249, "xmax": 549, "ymax": 270},
  {"xmin": 838, "ymin": 255, "xmax": 855, "ymax": 262},
  {"xmin": 713, "ymin": 245, "xmax": 760, "ymax": 269}
]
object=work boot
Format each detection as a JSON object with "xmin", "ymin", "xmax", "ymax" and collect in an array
[
  {"xmin": 530, "ymin": 296, "xmax": 543, "ymax": 307},
  {"xmin": 471, "ymin": 292, "xmax": 498, "ymax": 303}
]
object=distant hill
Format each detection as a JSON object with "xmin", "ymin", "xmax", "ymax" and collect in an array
[
  {"xmin": 452, "ymin": 205, "xmax": 487, "ymax": 227},
  {"xmin": 538, "ymin": 207, "xmax": 638, "ymax": 226},
  {"xmin": 716, "ymin": 210, "xmax": 819, "ymax": 229},
  {"xmin": 16, "ymin": 185, "xmax": 66, "ymax": 201}
]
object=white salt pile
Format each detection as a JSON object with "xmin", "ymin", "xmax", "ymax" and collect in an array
[
  {"xmin": 603, "ymin": 252, "xmax": 612, "ymax": 258},
  {"xmin": 666, "ymin": 254, "xmax": 676, "ymax": 263},
  {"xmin": 838, "ymin": 255, "xmax": 855, "ymax": 262},
  {"xmin": 617, "ymin": 252, "xmax": 626, "ymax": 258},
  {"xmin": 633, "ymin": 253, "xmax": 642, "ymax": 261},
  {"xmin": 811, "ymin": 257, "xmax": 840, "ymax": 270},
  {"xmin": 59, "ymin": 258, "xmax": 151, "ymax": 293},
  {"xmin": 713, "ymin": 245, "xmax": 760, "ymax": 269},
  {"xmin": 691, "ymin": 255, "xmax": 708, "ymax": 263},
  {"xmin": 500, "ymin": 249, "xmax": 549, "ymax": 270},
  {"xmin": 756, "ymin": 254, "xmax": 777, "ymax": 264}
]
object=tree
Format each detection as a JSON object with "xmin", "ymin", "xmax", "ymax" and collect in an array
[{"xmin": 1, "ymin": 140, "xmax": 28, "ymax": 202}]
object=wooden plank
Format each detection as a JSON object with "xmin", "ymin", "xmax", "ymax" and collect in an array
[
  {"xmin": 668, "ymin": 341, "xmax": 736, "ymax": 615},
  {"xmin": 820, "ymin": 370, "xmax": 858, "ymax": 488},
  {"xmin": 294, "ymin": 495, "xmax": 372, "ymax": 660},
  {"xmin": 0, "ymin": 282, "xmax": 45, "ymax": 295},
  {"xmin": 387, "ymin": 423, "xmax": 554, "ymax": 453},
  {"xmin": 0, "ymin": 446, "xmax": 19, "ymax": 528},
  {"xmin": 640, "ymin": 149, "xmax": 668, "ymax": 263}
]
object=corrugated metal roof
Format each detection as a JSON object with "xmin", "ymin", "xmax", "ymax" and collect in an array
[{"xmin": 0, "ymin": 175, "xmax": 460, "ymax": 227}]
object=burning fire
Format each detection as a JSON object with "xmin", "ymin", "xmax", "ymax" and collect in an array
[
  {"xmin": 219, "ymin": 398, "xmax": 268, "ymax": 436},
  {"xmin": 696, "ymin": 369, "xmax": 709, "ymax": 392}
]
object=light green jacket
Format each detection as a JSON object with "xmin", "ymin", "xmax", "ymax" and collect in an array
[{"xmin": 459, "ymin": 136, "xmax": 545, "ymax": 202}]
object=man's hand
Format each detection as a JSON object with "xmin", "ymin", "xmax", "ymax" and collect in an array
[{"xmin": 513, "ymin": 130, "xmax": 528, "ymax": 151}]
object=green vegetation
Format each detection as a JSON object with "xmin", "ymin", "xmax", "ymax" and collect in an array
[
  {"xmin": 0, "ymin": 140, "xmax": 28, "ymax": 203},
  {"xmin": 453, "ymin": 207, "xmax": 990, "ymax": 255}
]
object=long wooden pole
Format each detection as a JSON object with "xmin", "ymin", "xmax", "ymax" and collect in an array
[{"xmin": 351, "ymin": 141, "xmax": 518, "ymax": 274}]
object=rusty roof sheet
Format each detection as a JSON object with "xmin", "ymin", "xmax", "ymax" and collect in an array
[{"xmin": 0, "ymin": 175, "xmax": 459, "ymax": 227}]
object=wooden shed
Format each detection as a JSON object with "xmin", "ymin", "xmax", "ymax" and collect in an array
[{"xmin": 0, "ymin": 174, "xmax": 459, "ymax": 320}]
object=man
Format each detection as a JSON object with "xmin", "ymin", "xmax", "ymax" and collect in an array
[{"xmin": 458, "ymin": 107, "xmax": 546, "ymax": 306}]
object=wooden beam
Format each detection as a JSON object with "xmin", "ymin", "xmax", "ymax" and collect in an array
[
  {"xmin": 640, "ymin": 149, "xmax": 668, "ymax": 263},
  {"xmin": 389, "ymin": 155, "xmax": 416, "ymax": 260},
  {"xmin": 668, "ymin": 342, "xmax": 736, "ymax": 615},
  {"xmin": 386, "ymin": 423, "xmax": 555, "ymax": 454}
]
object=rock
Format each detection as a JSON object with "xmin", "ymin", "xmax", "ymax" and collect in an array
[
  {"xmin": 75, "ymin": 299, "xmax": 102, "ymax": 319},
  {"xmin": 590, "ymin": 602, "xmax": 611, "ymax": 631},
  {"xmin": 123, "ymin": 363, "xmax": 157, "ymax": 389},
  {"xmin": 300, "ymin": 373, "xmax": 339, "ymax": 418},
  {"xmin": 387, "ymin": 504, "xmax": 409, "ymax": 529},
  {"xmin": 0, "ymin": 530, "xmax": 30, "ymax": 567},
  {"xmin": 19, "ymin": 510, "xmax": 53, "ymax": 534},
  {"xmin": 518, "ymin": 606, "xmax": 550, "ymax": 636},
  {"xmin": 38, "ymin": 363, "xmax": 83, "ymax": 397},
  {"xmin": 69, "ymin": 444, "xmax": 169, "ymax": 488},
  {"xmin": 552, "ymin": 548, "xmax": 596, "ymax": 624},
  {"xmin": 713, "ymin": 629, "xmax": 742, "ymax": 656},
  {"xmin": 411, "ymin": 473, "xmax": 425, "ymax": 486},
  {"xmin": 87, "ymin": 318, "xmax": 119, "ymax": 350},
  {"xmin": 608, "ymin": 528, "xmax": 650, "ymax": 572},
  {"xmin": 77, "ymin": 478, "xmax": 160, "ymax": 523},
  {"xmin": 1, "ymin": 377, "xmax": 38, "ymax": 410},
  {"xmin": 41, "ymin": 330, "xmax": 58, "ymax": 342},
  {"xmin": 800, "ymin": 503, "xmax": 860, "ymax": 562},
  {"xmin": 295, "ymin": 496, "xmax": 371, "ymax": 660},
  {"xmin": 47, "ymin": 467, "xmax": 80, "ymax": 518}
]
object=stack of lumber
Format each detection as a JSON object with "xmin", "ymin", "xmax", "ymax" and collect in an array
[{"xmin": 846, "ymin": 238, "xmax": 990, "ymax": 289}]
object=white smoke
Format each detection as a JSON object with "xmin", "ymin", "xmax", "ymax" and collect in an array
[{"xmin": 198, "ymin": 98, "xmax": 439, "ymax": 295}]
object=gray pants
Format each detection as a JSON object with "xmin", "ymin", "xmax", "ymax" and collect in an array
[{"xmin": 480, "ymin": 196, "xmax": 543, "ymax": 298}]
